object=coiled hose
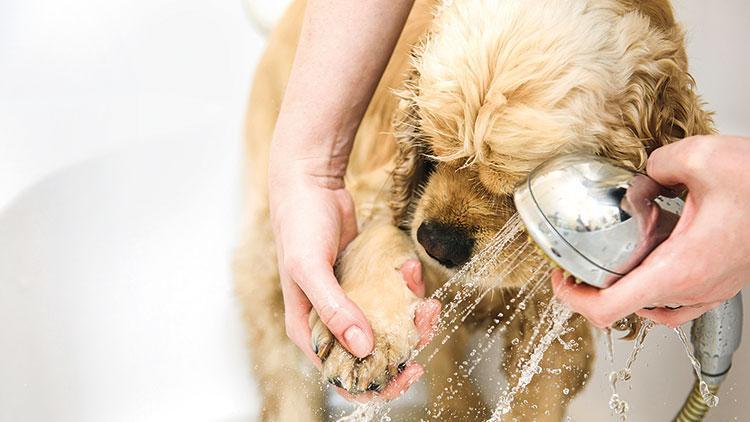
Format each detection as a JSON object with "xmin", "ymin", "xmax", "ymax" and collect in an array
[{"xmin": 674, "ymin": 380, "xmax": 720, "ymax": 422}]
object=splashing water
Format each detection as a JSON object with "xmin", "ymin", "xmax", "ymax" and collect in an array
[
  {"xmin": 674, "ymin": 326, "xmax": 720, "ymax": 408},
  {"xmin": 424, "ymin": 264, "xmax": 552, "ymax": 419},
  {"xmin": 605, "ymin": 329, "xmax": 615, "ymax": 365},
  {"xmin": 336, "ymin": 398, "xmax": 391, "ymax": 422},
  {"xmin": 338, "ymin": 214, "xmax": 536, "ymax": 422},
  {"xmin": 489, "ymin": 298, "xmax": 574, "ymax": 420},
  {"xmin": 607, "ymin": 319, "xmax": 654, "ymax": 421}
]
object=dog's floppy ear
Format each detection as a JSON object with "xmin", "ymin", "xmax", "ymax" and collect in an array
[
  {"xmin": 390, "ymin": 73, "xmax": 430, "ymax": 230},
  {"xmin": 620, "ymin": 7, "xmax": 714, "ymax": 157}
]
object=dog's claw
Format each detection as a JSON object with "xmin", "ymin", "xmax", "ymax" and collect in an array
[
  {"xmin": 367, "ymin": 382, "xmax": 382, "ymax": 392},
  {"xmin": 320, "ymin": 332, "xmax": 412, "ymax": 395},
  {"xmin": 329, "ymin": 377, "xmax": 343, "ymax": 388},
  {"xmin": 309, "ymin": 311, "xmax": 334, "ymax": 361}
]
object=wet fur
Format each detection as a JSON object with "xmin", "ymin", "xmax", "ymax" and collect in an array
[{"xmin": 235, "ymin": 0, "xmax": 712, "ymax": 420}]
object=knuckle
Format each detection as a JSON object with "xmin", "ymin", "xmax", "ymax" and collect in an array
[
  {"xmin": 317, "ymin": 303, "xmax": 345, "ymax": 330},
  {"xmin": 681, "ymin": 136, "xmax": 716, "ymax": 172}
]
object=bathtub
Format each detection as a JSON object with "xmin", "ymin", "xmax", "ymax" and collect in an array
[{"xmin": 0, "ymin": 136, "xmax": 259, "ymax": 422}]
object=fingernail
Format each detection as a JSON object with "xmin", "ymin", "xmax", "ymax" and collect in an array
[{"xmin": 344, "ymin": 326, "xmax": 371, "ymax": 357}]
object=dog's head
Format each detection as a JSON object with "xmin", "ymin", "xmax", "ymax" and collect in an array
[{"xmin": 390, "ymin": 0, "xmax": 712, "ymax": 284}]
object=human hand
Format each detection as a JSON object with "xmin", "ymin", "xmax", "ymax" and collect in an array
[
  {"xmin": 333, "ymin": 260, "xmax": 442, "ymax": 402},
  {"xmin": 269, "ymin": 169, "xmax": 441, "ymax": 399},
  {"xmin": 552, "ymin": 135, "xmax": 750, "ymax": 328},
  {"xmin": 269, "ymin": 169, "xmax": 370, "ymax": 362}
]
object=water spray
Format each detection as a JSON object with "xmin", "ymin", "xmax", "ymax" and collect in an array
[{"xmin": 513, "ymin": 153, "xmax": 743, "ymax": 421}]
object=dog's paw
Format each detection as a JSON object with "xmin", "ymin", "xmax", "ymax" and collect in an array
[{"xmin": 309, "ymin": 311, "xmax": 415, "ymax": 394}]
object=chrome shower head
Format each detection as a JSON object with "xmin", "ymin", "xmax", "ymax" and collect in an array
[
  {"xmin": 514, "ymin": 153, "xmax": 743, "ymax": 420},
  {"xmin": 513, "ymin": 153, "xmax": 683, "ymax": 288}
]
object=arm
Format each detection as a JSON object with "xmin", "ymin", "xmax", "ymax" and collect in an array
[
  {"xmin": 268, "ymin": 0, "xmax": 423, "ymax": 397},
  {"xmin": 271, "ymin": 0, "xmax": 415, "ymax": 184}
]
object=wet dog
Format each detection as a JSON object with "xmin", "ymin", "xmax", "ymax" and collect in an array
[{"xmin": 234, "ymin": 0, "xmax": 712, "ymax": 420}]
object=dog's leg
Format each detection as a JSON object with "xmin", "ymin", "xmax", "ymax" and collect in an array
[
  {"xmin": 234, "ymin": 213, "xmax": 324, "ymax": 422},
  {"xmin": 310, "ymin": 221, "xmax": 422, "ymax": 394},
  {"xmin": 500, "ymin": 301, "xmax": 593, "ymax": 421}
]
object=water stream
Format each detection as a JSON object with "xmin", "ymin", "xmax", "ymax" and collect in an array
[
  {"xmin": 334, "ymin": 211, "xmax": 723, "ymax": 422},
  {"xmin": 606, "ymin": 319, "xmax": 654, "ymax": 421},
  {"xmin": 489, "ymin": 298, "xmax": 574, "ymax": 420},
  {"xmin": 674, "ymin": 326, "xmax": 719, "ymax": 408},
  {"xmin": 338, "ymin": 215, "xmax": 541, "ymax": 421}
]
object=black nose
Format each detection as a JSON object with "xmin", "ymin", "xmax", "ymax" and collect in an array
[{"xmin": 416, "ymin": 221, "xmax": 474, "ymax": 268}]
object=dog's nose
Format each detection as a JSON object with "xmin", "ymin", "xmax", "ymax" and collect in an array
[{"xmin": 416, "ymin": 221, "xmax": 474, "ymax": 268}]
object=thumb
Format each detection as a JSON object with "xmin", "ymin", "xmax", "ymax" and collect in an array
[
  {"xmin": 646, "ymin": 137, "xmax": 708, "ymax": 192},
  {"xmin": 335, "ymin": 190, "xmax": 358, "ymax": 251},
  {"xmin": 414, "ymin": 299, "xmax": 442, "ymax": 348},
  {"xmin": 294, "ymin": 261, "xmax": 374, "ymax": 358}
]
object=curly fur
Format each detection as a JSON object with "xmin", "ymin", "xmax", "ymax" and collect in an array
[{"xmin": 393, "ymin": 0, "xmax": 712, "ymax": 199}]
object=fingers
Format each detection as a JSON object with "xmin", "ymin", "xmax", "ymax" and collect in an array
[
  {"xmin": 290, "ymin": 261, "xmax": 374, "ymax": 358},
  {"xmin": 376, "ymin": 363, "xmax": 424, "ymax": 400},
  {"xmin": 636, "ymin": 302, "xmax": 722, "ymax": 328},
  {"xmin": 402, "ymin": 259, "xmax": 441, "ymax": 346},
  {"xmin": 414, "ymin": 298, "xmax": 442, "ymax": 347},
  {"xmin": 551, "ymin": 269, "xmax": 647, "ymax": 328},
  {"xmin": 646, "ymin": 136, "xmax": 714, "ymax": 191},
  {"xmin": 335, "ymin": 189, "xmax": 359, "ymax": 251},
  {"xmin": 280, "ymin": 279, "xmax": 322, "ymax": 368},
  {"xmin": 552, "ymin": 265, "xmax": 719, "ymax": 329},
  {"xmin": 333, "ymin": 363, "xmax": 425, "ymax": 403},
  {"xmin": 401, "ymin": 259, "xmax": 425, "ymax": 298}
]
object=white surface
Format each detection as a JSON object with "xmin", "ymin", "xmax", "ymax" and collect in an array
[
  {"xmin": 0, "ymin": 138, "xmax": 257, "ymax": 422},
  {"xmin": 0, "ymin": 0, "xmax": 265, "ymax": 421},
  {"xmin": 1, "ymin": 0, "xmax": 748, "ymax": 421}
]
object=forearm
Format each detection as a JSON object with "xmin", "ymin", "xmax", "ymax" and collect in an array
[{"xmin": 270, "ymin": 0, "xmax": 415, "ymax": 185}]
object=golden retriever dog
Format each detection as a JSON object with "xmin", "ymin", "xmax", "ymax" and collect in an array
[{"xmin": 234, "ymin": 0, "xmax": 712, "ymax": 420}]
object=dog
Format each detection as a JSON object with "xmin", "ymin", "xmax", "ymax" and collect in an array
[{"xmin": 234, "ymin": 0, "xmax": 713, "ymax": 420}]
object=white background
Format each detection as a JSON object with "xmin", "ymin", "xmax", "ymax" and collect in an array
[{"xmin": 0, "ymin": 1, "xmax": 748, "ymax": 421}]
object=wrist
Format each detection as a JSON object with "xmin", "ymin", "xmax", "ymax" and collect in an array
[
  {"xmin": 268, "ymin": 155, "xmax": 347, "ymax": 192},
  {"xmin": 269, "ymin": 132, "xmax": 352, "ymax": 192}
]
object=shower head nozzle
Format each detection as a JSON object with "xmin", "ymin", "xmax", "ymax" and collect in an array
[{"xmin": 513, "ymin": 153, "xmax": 683, "ymax": 288}]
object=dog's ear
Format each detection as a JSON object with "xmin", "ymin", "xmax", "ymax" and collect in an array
[
  {"xmin": 619, "ymin": 9, "xmax": 714, "ymax": 158},
  {"xmin": 390, "ymin": 73, "xmax": 431, "ymax": 230}
]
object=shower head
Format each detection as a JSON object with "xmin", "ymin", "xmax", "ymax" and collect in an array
[
  {"xmin": 514, "ymin": 153, "xmax": 743, "ymax": 420},
  {"xmin": 513, "ymin": 153, "xmax": 683, "ymax": 288}
]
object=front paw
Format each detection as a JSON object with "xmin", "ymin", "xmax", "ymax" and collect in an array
[{"xmin": 309, "ymin": 311, "xmax": 415, "ymax": 394}]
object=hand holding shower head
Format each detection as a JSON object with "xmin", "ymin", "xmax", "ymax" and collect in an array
[
  {"xmin": 513, "ymin": 153, "xmax": 742, "ymax": 421},
  {"xmin": 513, "ymin": 153, "xmax": 683, "ymax": 288}
]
